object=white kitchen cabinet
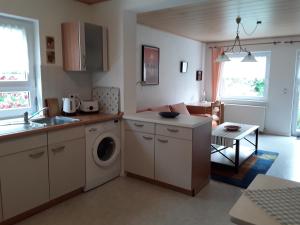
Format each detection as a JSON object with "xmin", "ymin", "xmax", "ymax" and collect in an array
[
  {"xmin": 155, "ymin": 135, "xmax": 192, "ymax": 190},
  {"xmin": 124, "ymin": 112, "xmax": 212, "ymax": 195},
  {"xmin": 124, "ymin": 130, "xmax": 155, "ymax": 179},
  {"xmin": 48, "ymin": 127, "xmax": 85, "ymax": 200},
  {"xmin": 0, "ymin": 146, "xmax": 49, "ymax": 220}
]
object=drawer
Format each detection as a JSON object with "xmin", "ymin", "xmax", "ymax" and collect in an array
[
  {"xmin": 48, "ymin": 126, "xmax": 85, "ymax": 145},
  {"xmin": 124, "ymin": 120, "xmax": 155, "ymax": 134},
  {"xmin": 0, "ymin": 133, "xmax": 47, "ymax": 157},
  {"xmin": 156, "ymin": 124, "xmax": 192, "ymax": 140}
]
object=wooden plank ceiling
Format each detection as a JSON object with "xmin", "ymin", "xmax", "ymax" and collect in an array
[
  {"xmin": 137, "ymin": 0, "xmax": 300, "ymax": 42},
  {"xmin": 77, "ymin": 0, "xmax": 109, "ymax": 5}
]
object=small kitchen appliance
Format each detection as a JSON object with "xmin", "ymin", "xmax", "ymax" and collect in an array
[
  {"xmin": 62, "ymin": 97, "xmax": 80, "ymax": 114},
  {"xmin": 80, "ymin": 100, "xmax": 99, "ymax": 113}
]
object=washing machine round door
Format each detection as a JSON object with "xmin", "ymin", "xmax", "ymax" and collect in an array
[{"xmin": 92, "ymin": 132, "xmax": 120, "ymax": 167}]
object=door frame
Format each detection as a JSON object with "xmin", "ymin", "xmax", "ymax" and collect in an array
[{"xmin": 291, "ymin": 50, "xmax": 300, "ymax": 136}]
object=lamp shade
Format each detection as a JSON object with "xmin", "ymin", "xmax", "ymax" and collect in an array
[
  {"xmin": 242, "ymin": 52, "xmax": 257, "ymax": 62},
  {"xmin": 216, "ymin": 52, "xmax": 230, "ymax": 62}
]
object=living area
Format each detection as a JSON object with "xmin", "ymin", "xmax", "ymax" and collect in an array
[{"xmin": 128, "ymin": 1, "xmax": 300, "ymax": 224}]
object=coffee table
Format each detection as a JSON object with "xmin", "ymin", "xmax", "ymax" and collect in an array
[{"xmin": 211, "ymin": 122, "xmax": 259, "ymax": 173}]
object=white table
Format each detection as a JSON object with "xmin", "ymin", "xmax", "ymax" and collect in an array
[
  {"xmin": 229, "ymin": 174, "xmax": 300, "ymax": 225},
  {"xmin": 211, "ymin": 122, "xmax": 259, "ymax": 172}
]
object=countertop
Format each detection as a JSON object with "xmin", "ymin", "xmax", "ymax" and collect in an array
[
  {"xmin": 0, "ymin": 113, "xmax": 123, "ymax": 141},
  {"xmin": 123, "ymin": 111, "xmax": 212, "ymax": 128}
]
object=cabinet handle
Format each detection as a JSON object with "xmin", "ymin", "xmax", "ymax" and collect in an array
[
  {"xmin": 157, "ymin": 138, "xmax": 168, "ymax": 143},
  {"xmin": 89, "ymin": 128, "xmax": 97, "ymax": 132},
  {"xmin": 167, "ymin": 128, "xmax": 179, "ymax": 133},
  {"xmin": 29, "ymin": 151, "xmax": 45, "ymax": 159},
  {"xmin": 142, "ymin": 136, "xmax": 153, "ymax": 140},
  {"xmin": 134, "ymin": 123, "xmax": 144, "ymax": 127},
  {"xmin": 52, "ymin": 146, "xmax": 65, "ymax": 153}
]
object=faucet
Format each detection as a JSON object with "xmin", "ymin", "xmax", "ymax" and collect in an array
[{"xmin": 24, "ymin": 107, "xmax": 48, "ymax": 124}]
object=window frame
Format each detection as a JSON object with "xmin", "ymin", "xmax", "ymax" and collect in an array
[
  {"xmin": 0, "ymin": 15, "xmax": 37, "ymax": 119},
  {"xmin": 218, "ymin": 51, "xmax": 271, "ymax": 103}
]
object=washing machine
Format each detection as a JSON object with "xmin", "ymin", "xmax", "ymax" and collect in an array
[{"xmin": 84, "ymin": 119, "xmax": 121, "ymax": 191}]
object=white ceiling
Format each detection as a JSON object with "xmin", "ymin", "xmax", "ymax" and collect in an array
[{"xmin": 137, "ymin": 0, "xmax": 300, "ymax": 42}]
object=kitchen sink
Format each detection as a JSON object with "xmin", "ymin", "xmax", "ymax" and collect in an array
[{"xmin": 32, "ymin": 116, "xmax": 80, "ymax": 126}]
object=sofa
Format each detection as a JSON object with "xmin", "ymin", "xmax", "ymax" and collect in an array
[{"xmin": 137, "ymin": 102, "xmax": 224, "ymax": 128}]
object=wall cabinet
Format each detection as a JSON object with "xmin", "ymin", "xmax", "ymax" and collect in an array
[
  {"xmin": 124, "ymin": 130, "xmax": 154, "ymax": 179},
  {"xmin": 61, "ymin": 22, "xmax": 108, "ymax": 72},
  {"xmin": 0, "ymin": 146, "xmax": 49, "ymax": 220},
  {"xmin": 124, "ymin": 116, "xmax": 212, "ymax": 195}
]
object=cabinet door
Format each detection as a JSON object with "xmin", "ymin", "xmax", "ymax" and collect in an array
[
  {"xmin": 125, "ymin": 131, "xmax": 154, "ymax": 179},
  {"xmin": 48, "ymin": 138, "xmax": 85, "ymax": 199},
  {"xmin": 155, "ymin": 136, "xmax": 192, "ymax": 190},
  {"xmin": 0, "ymin": 147, "xmax": 49, "ymax": 220}
]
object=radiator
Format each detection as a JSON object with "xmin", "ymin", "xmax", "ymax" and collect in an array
[{"xmin": 224, "ymin": 104, "xmax": 266, "ymax": 132}]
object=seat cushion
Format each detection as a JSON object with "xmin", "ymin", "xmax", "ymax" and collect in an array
[
  {"xmin": 170, "ymin": 103, "xmax": 190, "ymax": 115},
  {"xmin": 149, "ymin": 105, "xmax": 171, "ymax": 112}
]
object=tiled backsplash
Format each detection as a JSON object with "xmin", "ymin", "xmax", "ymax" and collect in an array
[{"xmin": 92, "ymin": 87, "xmax": 120, "ymax": 114}]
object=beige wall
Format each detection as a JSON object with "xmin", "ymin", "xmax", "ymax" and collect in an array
[{"xmin": 0, "ymin": 0, "xmax": 94, "ymax": 102}]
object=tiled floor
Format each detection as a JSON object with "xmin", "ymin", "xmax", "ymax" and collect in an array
[{"xmin": 16, "ymin": 134, "xmax": 300, "ymax": 225}]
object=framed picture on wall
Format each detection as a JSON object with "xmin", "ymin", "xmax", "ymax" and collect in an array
[{"xmin": 142, "ymin": 45, "xmax": 159, "ymax": 85}]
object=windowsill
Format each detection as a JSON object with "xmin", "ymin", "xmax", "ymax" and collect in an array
[{"xmin": 0, "ymin": 116, "xmax": 24, "ymax": 125}]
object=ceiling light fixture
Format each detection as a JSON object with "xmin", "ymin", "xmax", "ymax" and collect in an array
[{"xmin": 216, "ymin": 16, "xmax": 261, "ymax": 63}]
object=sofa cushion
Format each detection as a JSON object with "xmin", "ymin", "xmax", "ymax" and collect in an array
[
  {"xmin": 170, "ymin": 103, "xmax": 190, "ymax": 115},
  {"xmin": 149, "ymin": 105, "xmax": 171, "ymax": 112}
]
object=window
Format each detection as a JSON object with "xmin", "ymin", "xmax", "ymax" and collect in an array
[
  {"xmin": 0, "ymin": 15, "xmax": 37, "ymax": 119},
  {"xmin": 219, "ymin": 51, "xmax": 270, "ymax": 101}
]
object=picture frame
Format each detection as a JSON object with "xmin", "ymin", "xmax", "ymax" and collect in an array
[
  {"xmin": 46, "ymin": 36, "xmax": 55, "ymax": 50},
  {"xmin": 196, "ymin": 70, "xmax": 203, "ymax": 81},
  {"xmin": 46, "ymin": 51, "xmax": 55, "ymax": 64},
  {"xmin": 180, "ymin": 61, "xmax": 188, "ymax": 73},
  {"xmin": 142, "ymin": 45, "xmax": 159, "ymax": 85}
]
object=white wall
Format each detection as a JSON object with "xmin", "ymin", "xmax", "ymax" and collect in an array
[
  {"xmin": 136, "ymin": 25, "xmax": 204, "ymax": 109},
  {"xmin": 0, "ymin": 0, "xmax": 94, "ymax": 103},
  {"xmin": 205, "ymin": 36, "xmax": 300, "ymax": 136}
]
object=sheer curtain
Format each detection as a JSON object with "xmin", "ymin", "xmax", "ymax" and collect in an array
[
  {"xmin": 0, "ymin": 24, "xmax": 29, "ymax": 80},
  {"xmin": 211, "ymin": 48, "xmax": 223, "ymax": 102}
]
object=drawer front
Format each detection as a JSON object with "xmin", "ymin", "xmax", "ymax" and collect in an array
[
  {"xmin": 156, "ymin": 124, "xmax": 192, "ymax": 140},
  {"xmin": 48, "ymin": 126, "xmax": 85, "ymax": 145},
  {"xmin": 0, "ymin": 134, "xmax": 47, "ymax": 157},
  {"xmin": 124, "ymin": 120, "xmax": 155, "ymax": 134}
]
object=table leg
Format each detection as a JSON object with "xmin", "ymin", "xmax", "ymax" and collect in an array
[
  {"xmin": 255, "ymin": 128, "xmax": 259, "ymax": 155},
  {"xmin": 235, "ymin": 140, "xmax": 240, "ymax": 173}
]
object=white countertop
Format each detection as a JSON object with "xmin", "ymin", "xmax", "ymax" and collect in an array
[{"xmin": 123, "ymin": 111, "xmax": 212, "ymax": 128}]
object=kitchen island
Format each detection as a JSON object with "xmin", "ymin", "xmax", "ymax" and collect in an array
[{"xmin": 123, "ymin": 111, "xmax": 212, "ymax": 196}]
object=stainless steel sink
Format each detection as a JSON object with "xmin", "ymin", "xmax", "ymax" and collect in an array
[
  {"xmin": 0, "ymin": 122, "xmax": 45, "ymax": 136},
  {"xmin": 32, "ymin": 116, "xmax": 80, "ymax": 126}
]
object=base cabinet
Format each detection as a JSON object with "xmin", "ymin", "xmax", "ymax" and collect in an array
[
  {"xmin": 155, "ymin": 136, "xmax": 192, "ymax": 190},
  {"xmin": 49, "ymin": 138, "xmax": 85, "ymax": 200},
  {"xmin": 0, "ymin": 147, "xmax": 49, "ymax": 220},
  {"xmin": 125, "ymin": 130, "xmax": 154, "ymax": 179}
]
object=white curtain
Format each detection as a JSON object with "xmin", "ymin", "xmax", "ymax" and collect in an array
[{"xmin": 0, "ymin": 24, "xmax": 29, "ymax": 79}]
